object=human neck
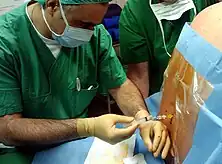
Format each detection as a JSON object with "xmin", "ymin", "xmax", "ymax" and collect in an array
[{"xmin": 27, "ymin": 3, "xmax": 52, "ymax": 39}]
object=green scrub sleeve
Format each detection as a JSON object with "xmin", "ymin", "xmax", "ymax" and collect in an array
[
  {"xmin": 0, "ymin": 44, "xmax": 23, "ymax": 116},
  {"xmin": 98, "ymin": 26, "xmax": 127, "ymax": 89},
  {"xmin": 119, "ymin": 6, "xmax": 150, "ymax": 64}
]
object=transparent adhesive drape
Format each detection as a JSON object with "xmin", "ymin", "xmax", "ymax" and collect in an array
[{"xmin": 158, "ymin": 49, "xmax": 214, "ymax": 164}]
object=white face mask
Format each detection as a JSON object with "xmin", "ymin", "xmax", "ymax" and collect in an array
[
  {"xmin": 41, "ymin": 0, "xmax": 94, "ymax": 48},
  {"xmin": 150, "ymin": 0, "xmax": 196, "ymax": 57}
]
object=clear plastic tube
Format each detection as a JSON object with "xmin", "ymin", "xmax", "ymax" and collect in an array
[{"xmin": 135, "ymin": 114, "xmax": 174, "ymax": 125}]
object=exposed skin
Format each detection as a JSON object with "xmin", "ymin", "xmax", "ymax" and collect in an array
[
  {"xmin": 124, "ymin": 0, "xmax": 192, "ymax": 158},
  {"xmin": 127, "ymin": 0, "xmax": 222, "ymax": 161},
  {"xmin": 125, "ymin": 0, "xmax": 185, "ymax": 99},
  {"xmin": 31, "ymin": 1, "xmax": 109, "ymax": 38},
  {"xmin": 0, "ymin": 0, "xmax": 170, "ymax": 159},
  {"xmin": 127, "ymin": 62, "xmax": 149, "ymax": 99}
]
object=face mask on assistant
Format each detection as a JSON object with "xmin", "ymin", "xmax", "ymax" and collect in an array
[
  {"xmin": 41, "ymin": 1, "xmax": 94, "ymax": 48},
  {"xmin": 150, "ymin": 0, "xmax": 196, "ymax": 57}
]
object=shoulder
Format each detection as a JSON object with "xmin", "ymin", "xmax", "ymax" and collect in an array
[
  {"xmin": 92, "ymin": 24, "xmax": 112, "ymax": 48},
  {"xmin": 120, "ymin": 0, "xmax": 155, "ymax": 24},
  {"xmin": 191, "ymin": 2, "xmax": 222, "ymax": 51},
  {"xmin": 121, "ymin": 0, "xmax": 154, "ymax": 14},
  {"xmin": 93, "ymin": 24, "xmax": 110, "ymax": 38},
  {"xmin": 84, "ymin": 24, "xmax": 113, "ymax": 60},
  {"xmin": 119, "ymin": 0, "xmax": 158, "ymax": 41},
  {"xmin": 0, "ymin": 5, "xmax": 27, "ymax": 57}
]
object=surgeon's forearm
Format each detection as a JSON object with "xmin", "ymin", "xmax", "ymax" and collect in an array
[
  {"xmin": 109, "ymin": 78, "xmax": 150, "ymax": 119},
  {"xmin": 0, "ymin": 117, "xmax": 91, "ymax": 147},
  {"xmin": 127, "ymin": 62, "xmax": 149, "ymax": 98}
]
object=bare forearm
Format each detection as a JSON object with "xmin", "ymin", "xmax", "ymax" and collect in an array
[
  {"xmin": 0, "ymin": 117, "xmax": 90, "ymax": 147},
  {"xmin": 127, "ymin": 62, "xmax": 149, "ymax": 98},
  {"xmin": 109, "ymin": 78, "xmax": 150, "ymax": 118}
]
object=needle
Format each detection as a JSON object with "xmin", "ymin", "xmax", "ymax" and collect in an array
[
  {"xmin": 135, "ymin": 114, "xmax": 174, "ymax": 124},
  {"xmin": 123, "ymin": 114, "xmax": 174, "ymax": 128}
]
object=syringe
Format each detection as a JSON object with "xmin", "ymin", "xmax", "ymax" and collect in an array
[
  {"xmin": 123, "ymin": 114, "xmax": 173, "ymax": 128},
  {"xmin": 135, "ymin": 114, "xmax": 174, "ymax": 125}
]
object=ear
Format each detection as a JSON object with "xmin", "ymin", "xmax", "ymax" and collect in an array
[{"xmin": 45, "ymin": 0, "xmax": 59, "ymax": 16}]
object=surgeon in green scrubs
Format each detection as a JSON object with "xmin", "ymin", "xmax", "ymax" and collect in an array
[
  {"xmin": 119, "ymin": 0, "xmax": 218, "ymax": 98},
  {"xmin": 0, "ymin": 0, "xmax": 172, "ymax": 163}
]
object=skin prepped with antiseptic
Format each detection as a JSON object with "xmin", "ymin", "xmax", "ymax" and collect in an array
[{"xmin": 158, "ymin": 49, "xmax": 213, "ymax": 163}]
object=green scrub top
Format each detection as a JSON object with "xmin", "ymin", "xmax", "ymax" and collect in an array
[
  {"xmin": 0, "ymin": 3, "xmax": 126, "ymax": 164},
  {"xmin": 119, "ymin": 0, "xmax": 217, "ymax": 95}
]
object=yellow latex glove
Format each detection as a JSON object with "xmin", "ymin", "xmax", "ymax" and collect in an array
[{"xmin": 77, "ymin": 114, "xmax": 138, "ymax": 145}]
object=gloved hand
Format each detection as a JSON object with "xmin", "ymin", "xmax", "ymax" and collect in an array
[
  {"xmin": 135, "ymin": 110, "xmax": 171, "ymax": 159},
  {"xmin": 139, "ymin": 120, "xmax": 171, "ymax": 159},
  {"xmin": 77, "ymin": 114, "xmax": 138, "ymax": 145}
]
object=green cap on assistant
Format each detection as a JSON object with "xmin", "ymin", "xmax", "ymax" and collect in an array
[{"xmin": 37, "ymin": 0, "xmax": 111, "ymax": 5}]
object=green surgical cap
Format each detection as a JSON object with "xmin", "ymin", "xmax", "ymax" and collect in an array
[{"xmin": 37, "ymin": 0, "xmax": 111, "ymax": 5}]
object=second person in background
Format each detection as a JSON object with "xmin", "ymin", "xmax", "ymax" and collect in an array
[{"xmin": 119, "ymin": 0, "xmax": 218, "ymax": 98}]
